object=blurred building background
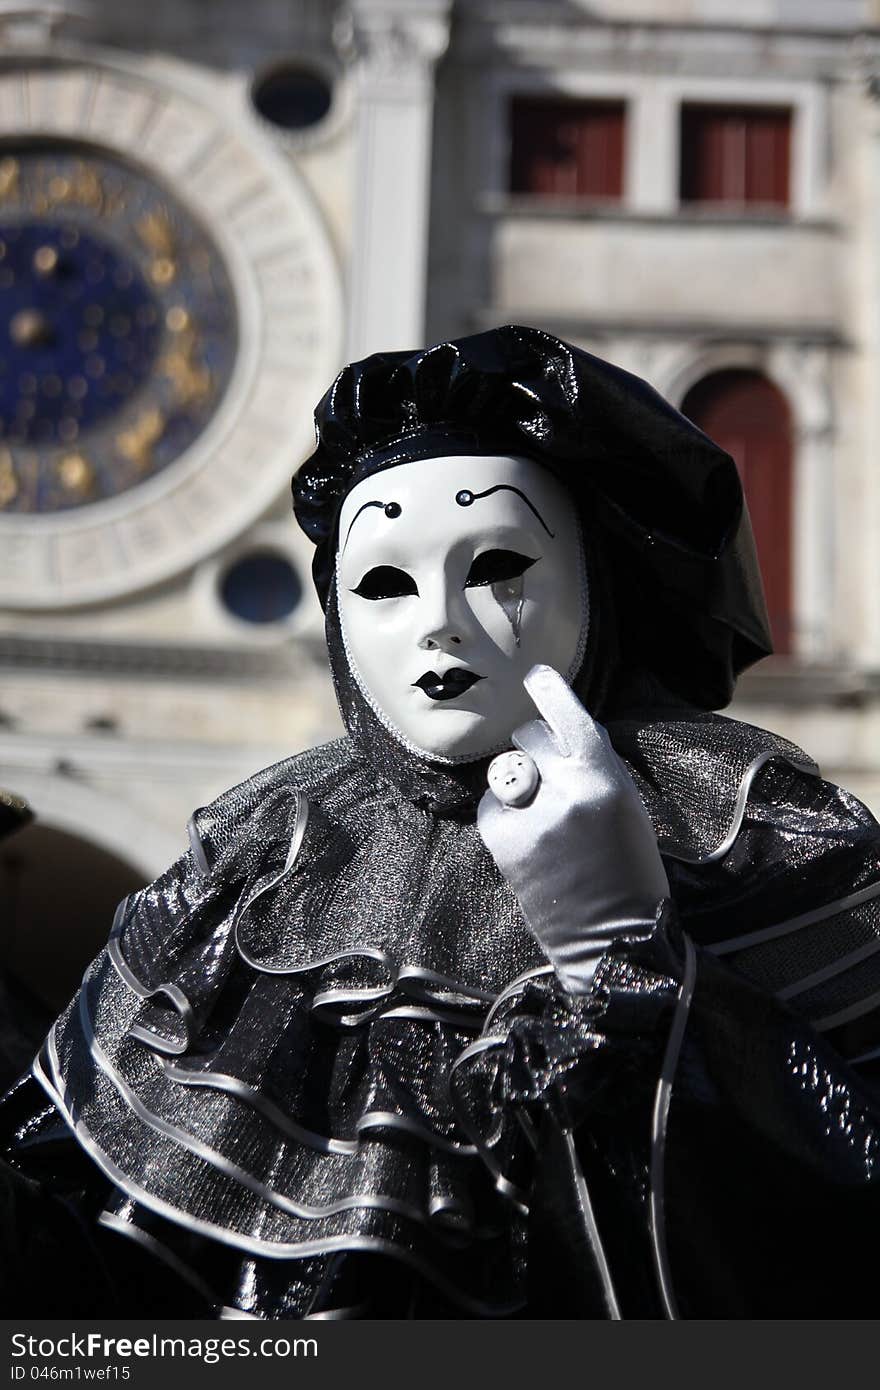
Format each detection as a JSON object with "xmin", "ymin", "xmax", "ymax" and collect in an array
[{"xmin": 2, "ymin": 0, "xmax": 880, "ymax": 1045}]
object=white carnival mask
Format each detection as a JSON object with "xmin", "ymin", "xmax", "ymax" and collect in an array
[{"xmin": 335, "ymin": 453, "xmax": 589, "ymax": 761}]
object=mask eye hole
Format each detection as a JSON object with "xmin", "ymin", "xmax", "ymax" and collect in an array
[
  {"xmin": 350, "ymin": 566, "xmax": 418, "ymax": 600},
  {"xmin": 464, "ymin": 549, "xmax": 538, "ymax": 589}
]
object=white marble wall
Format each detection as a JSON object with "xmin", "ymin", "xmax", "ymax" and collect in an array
[{"xmin": 6, "ymin": 0, "xmax": 880, "ymax": 874}]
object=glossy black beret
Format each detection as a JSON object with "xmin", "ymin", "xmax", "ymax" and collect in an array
[{"xmin": 292, "ymin": 324, "xmax": 772, "ymax": 708}]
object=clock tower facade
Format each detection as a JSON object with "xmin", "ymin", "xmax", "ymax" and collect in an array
[{"xmin": 0, "ymin": 2, "xmax": 364, "ymax": 1020}]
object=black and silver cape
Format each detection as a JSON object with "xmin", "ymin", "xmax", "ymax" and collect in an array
[{"xmin": 3, "ymin": 328, "xmax": 880, "ymax": 1318}]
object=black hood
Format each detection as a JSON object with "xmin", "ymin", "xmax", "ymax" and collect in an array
[{"xmin": 293, "ymin": 325, "xmax": 771, "ymax": 711}]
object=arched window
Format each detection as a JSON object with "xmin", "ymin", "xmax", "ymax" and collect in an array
[
  {"xmin": 681, "ymin": 369, "xmax": 793, "ymax": 653},
  {"xmin": 0, "ymin": 825, "xmax": 145, "ymax": 1010}
]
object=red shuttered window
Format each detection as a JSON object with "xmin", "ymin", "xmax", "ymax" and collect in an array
[
  {"xmin": 510, "ymin": 97, "xmax": 626, "ymax": 200},
  {"xmin": 680, "ymin": 105, "xmax": 792, "ymax": 208}
]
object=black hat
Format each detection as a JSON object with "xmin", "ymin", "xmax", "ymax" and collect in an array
[{"xmin": 292, "ymin": 324, "xmax": 771, "ymax": 709}]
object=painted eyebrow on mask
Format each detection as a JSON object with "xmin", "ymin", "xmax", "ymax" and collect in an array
[
  {"xmin": 455, "ymin": 485, "xmax": 555, "ymax": 538},
  {"xmin": 341, "ymin": 498, "xmax": 402, "ymax": 554}
]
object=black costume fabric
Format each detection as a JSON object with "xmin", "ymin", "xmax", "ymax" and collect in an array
[
  {"xmin": 3, "ymin": 328, "xmax": 880, "ymax": 1318},
  {"xmin": 5, "ymin": 714, "xmax": 880, "ymax": 1317}
]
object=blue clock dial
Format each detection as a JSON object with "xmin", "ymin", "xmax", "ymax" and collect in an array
[
  {"xmin": 0, "ymin": 144, "xmax": 238, "ymax": 514},
  {"xmin": 1, "ymin": 222, "xmax": 162, "ymax": 442}
]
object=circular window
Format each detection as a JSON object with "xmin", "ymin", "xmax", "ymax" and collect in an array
[
  {"xmin": 220, "ymin": 551, "xmax": 302, "ymax": 625},
  {"xmin": 251, "ymin": 66, "xmax": 333, "ymax": 131}
]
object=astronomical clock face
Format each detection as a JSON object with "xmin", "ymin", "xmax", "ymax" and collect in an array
[
  {"xmin": 0, "ymin": 64, "xmax": 342, "ymax": 608},
  {"xmin": 0, "ymin": 143, "xmax": 238, "ymax": 515}
]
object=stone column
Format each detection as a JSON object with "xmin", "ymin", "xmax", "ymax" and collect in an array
[{"xmin": 340, "ymin": 0, "xmax": 451, "ymax": 360}]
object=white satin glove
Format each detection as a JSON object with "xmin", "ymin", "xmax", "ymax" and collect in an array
[{"xmin": 478, "ymin": 665, "xmax": 670, "ymax": 995}]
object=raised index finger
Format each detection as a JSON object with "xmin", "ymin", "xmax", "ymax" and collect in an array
[{"xmin": 522, "ymin": 664, "xmax": 604, "ymax": 759}]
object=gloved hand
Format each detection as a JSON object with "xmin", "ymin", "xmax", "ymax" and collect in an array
[{"xmin": 478, "ymin": 665, "xmax": 670, "ymax": 994}]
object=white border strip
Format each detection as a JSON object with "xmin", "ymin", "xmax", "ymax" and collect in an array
[
  {"xmin": 660, "ymin": 753, "xmax": 817, "ymax": 866},
  {"xmin": 709, "ymin": 879, "xmax": 880, "ymax": 957}
]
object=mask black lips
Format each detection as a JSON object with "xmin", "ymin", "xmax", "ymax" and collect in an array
[{"xmin": 414, "ymin": 669, "xmax": 484, "ymax": 702}]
